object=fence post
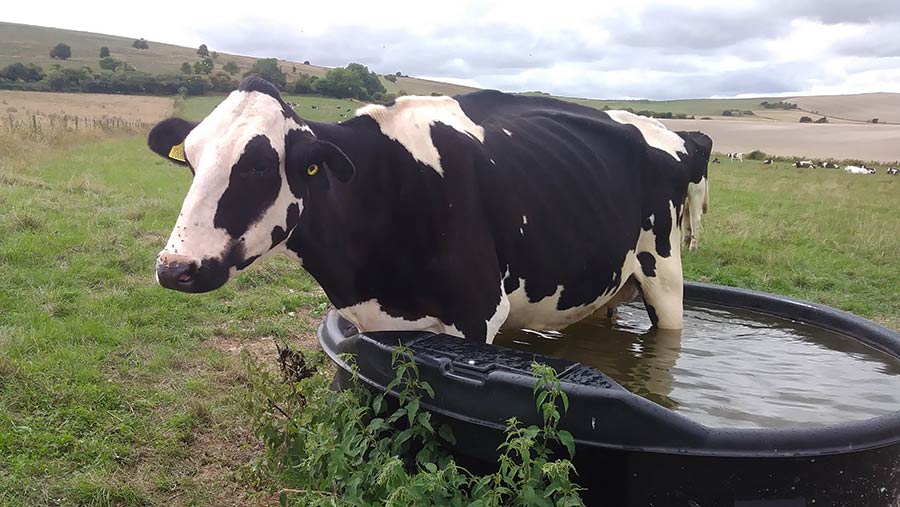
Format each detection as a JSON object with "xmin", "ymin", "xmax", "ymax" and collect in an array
[{"xmin": 32, "ymin": 114, "xmax": 37, "ymax": 132}]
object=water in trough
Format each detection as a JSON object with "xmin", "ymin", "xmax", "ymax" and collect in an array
[{"xmin": 494, "ymin": 302, "xmax": 900, "ymax": 428}]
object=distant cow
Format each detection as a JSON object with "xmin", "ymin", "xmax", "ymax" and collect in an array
[
  {"xmin": 712, "ymin": 157, "xmax": 721, "ymax": 164},
  {"xmin": 728, "ymin": 152, "xmax": 743, "ymax": 162},
  {"xmin": 845, "ymin": 165, "xmax": 873, "ymax": 174},
  {"xmin": 887, "ymin": 167, "xmax": 899, "ymax": 175},
  {"xmin": 819, "ymin": 161, "xmax": 839, "ymax": 169},
  {"xmin": 676, "ymin": 131, "xmax": 713, "ymax": 252},
  {"xmin": 763, "ymin": 159, "xmax": 773, "ymax": 165},
  {"xmin": 795, "ymin": 160, "xmax": 814, "ymax": 168}
]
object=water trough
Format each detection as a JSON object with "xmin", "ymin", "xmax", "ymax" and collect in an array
[{"xmin": 319, "ymin": 282, "xmax": 900, "ymax": 506}]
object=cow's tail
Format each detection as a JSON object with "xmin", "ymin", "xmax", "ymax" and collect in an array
[{"xmin": 702, "ymin": 180, "xmax": 709, "ymax": 214}]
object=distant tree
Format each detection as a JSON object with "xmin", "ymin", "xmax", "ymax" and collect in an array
[
  {"xmin": 197, "ymin": 44, "xmax": 209, "ymax": 57},
  {"xmin": 222, "ymin": 61, "xmax": 239, "ymax": 75},
  {"xmin": 99, "ymin": 57, "xmax": 122, "ymax": 71},
  {"xmin": 799, "ymin": 116, "xmax": 813, "ymax": 123},
  {"xmin": 871, "ymin": 118, "xmax": 879, "ymax": 124},
  {"xmin": 132, "ymin": 38, "xmax": 149, "ymax": 49},
  {"xmin": 721, "ymin": 110, "xmax": 733, "ymax": 116},
  {"xmin": 0, "ymin": 62, "xmax": 45, "ymax": 82},
  {"xmin": 384, "ymin": 74, "xmax": 397, "ymax": 83},
  {"xmin": 289, "ymin": 73, "xmax": 318, "ymax": 94},
  {"xmin": 180, "ymin": 62, "xmax": 193, "ymax": 74},
  {"xmin": 244, "ymin": 58, "xmax": 287, "ymax": 89},
  {"xmin": 100, "ymin": 46, "xmax": 110, "ymax": 58},
  {"xmin": 193, "ymin": 58, "xmax": 214, "ymax": 75},
  {"xmin": 49, "ymin": 43, "xmax": 72, "ymax": 60},
  {"xmin": 209, "ymin": 72, "xmax": 237, "ymax": 92},
  {"xmin": 314, "ymin": 67, "xmax": 366, "ymax": 99},
  {"xmin": 292, "ymin": 65, "xmax": 296, "ymax": 73},
  {"xmin": 303, "ymin": 60, "xmax": 310, "ymax": 65},
  {"xmin": 395, "ymin": 71, "xmax": 402, "ymax": 76},
  {"xmin": 346, "ymin": 62, "xmax": 385, "ymax": 99},
  {"xmin": 814, "ymin": 116, "xmax": 828, "ymax": 124}
]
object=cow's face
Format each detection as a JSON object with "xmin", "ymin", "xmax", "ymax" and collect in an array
[{"xmin": 147, "ymin": 78, "xmax": 354, "ymax": 293}]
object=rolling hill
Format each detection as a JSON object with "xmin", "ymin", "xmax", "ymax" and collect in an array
[{"xmin": 0, "ymin": 21, "xmax": 478, "ymax": 96}]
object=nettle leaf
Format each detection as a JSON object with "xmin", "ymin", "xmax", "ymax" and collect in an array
[
  {"xmin": 557, "ymin": 430, "xmax": 575, "ymax": 458},
  {"xmin": 438, "ymin": 424, "xmax": 456, "ymax": 445}
]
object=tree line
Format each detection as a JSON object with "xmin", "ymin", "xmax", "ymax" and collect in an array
[{"xmin": 2, "ymin": 41, "xmax": 392, "ymax": 102}]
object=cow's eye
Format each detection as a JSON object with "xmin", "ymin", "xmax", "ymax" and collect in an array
[{"xmin": 251, "ymin": 165, "xmax": 269, "ymax": 174}]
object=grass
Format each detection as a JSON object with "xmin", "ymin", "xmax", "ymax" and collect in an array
[
  {"xmin": 180, "ymin": 94, "xmax": 360, "ymax": 122},
  {"xmin": 0, "ymin": 114, "xmax": 897, "ymax": 505},
  {"xmin": 560, "ymin": 96, "xmax": 772, "ymax": 117},
  {"xmin": 684, "ymin": 157, "xmax": 899, "ymax": 330}
]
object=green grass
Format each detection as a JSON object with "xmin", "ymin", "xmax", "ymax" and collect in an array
[
  {"xmin": 180, "ymin": 94, "xmax": 361, "ymax": 122},
  {"xmin": 0, "ymin": 134, "xmax": 328, "ymax": 506},
  {"xmin": 684, "ymin": 158, "xmax": 899, "ymax": 330},
  {"xmin": 0, "ymin": 128, "xmax": 897, "ymax": 505}
]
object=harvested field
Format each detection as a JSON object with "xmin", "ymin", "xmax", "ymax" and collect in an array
[
  {"xmin": 662, "ymin": 118, "xmax": 900, "ymax": 163},
  {"xmin": 789, "ymin": 93, "xmax": 900, "ymax": 124},
  {"xmin": 0, "ymin": 90, "xmax": 174, "ymax": 124}
]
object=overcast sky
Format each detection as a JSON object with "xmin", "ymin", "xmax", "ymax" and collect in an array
[{"xmin": 6, "ymin": 0, "xmax": 900, "ymax": 99}]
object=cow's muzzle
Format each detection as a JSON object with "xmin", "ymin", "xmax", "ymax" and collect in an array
[{"xmin": 156, "ymin": 252, "xmax": 228, "ymax": 293}]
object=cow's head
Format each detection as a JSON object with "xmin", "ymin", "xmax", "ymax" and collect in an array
[{"xmin": 148, "ymin": 76, "xmax": 355, "ymax": 293}]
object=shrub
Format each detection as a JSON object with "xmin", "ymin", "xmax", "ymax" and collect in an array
[
  {"xmin": 799, "ymin": 116, "xmax": 813, "ymax": 123},
  {"xmin": 0, "ymin": 62, "xmax": 45, "ymax": 82},
  {"xmin": 180, "ymin": 62, "xmax": 192, "ymax": 74},
  {"xmin": 197, "ymin": 44, "xmax": 209, "ymax": 57},
  {"xmin": 49, "ymin": 43, "xmax": 72, "ymax": 60},
  {"xmin": 304, "ymin": 60, "xmax": 310, "ymax": 65},
  {"xmin": 132, "ymin": 38, "xmax": 149, "ymax": 49},
  {"xmin": 722, "ymin": 110, "xmax": 733, "ymax": 116},
  {"xmin": 746, "ymin": 150, "xmax": 768, "ymax": 160},
  {"xmin": 871, "ymin": 118, "xmax": 879, "ymax": 124},
  {"xmin": 222, "ymin": 61, "xmax": 239, "ymax": 75},
  {"xmin": 385, "ymin": 74, "xmax": 397, "ymax": 83},
  {"xmin": 244, "ymin": 58, "xmax": 287, "ymax": 89},
  {"xmin": 99, "ymin": 46, "xmax": 110, "ymax": 58},
  {"xmin": 245, "ymin": 346, "xmax": 585, "ymax": 506},
  {"xmin": 814, "ymin": 116, "xmax": 828, "ymax": 124},
  {"xmin": 98, "ymin": 57, "xmax": 122, "ymax": 71},
  {"xmin": 193, "ymin": 58, "xmax": 213, "ymax": 75}
]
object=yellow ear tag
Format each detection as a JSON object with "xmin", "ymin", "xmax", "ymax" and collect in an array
[
  {"xmin": 307, "ymin": 163, "xmax": 319, "ymax": 176},
  {"xmin": 168, "ymin": 142, "xmax": 186, "ymax": 163}
]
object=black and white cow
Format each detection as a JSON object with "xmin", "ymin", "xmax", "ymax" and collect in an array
[
  {"xmin": 763, "ymin": 159, "xmax": 774, "ymax": 165},
  {"xmin": 887, "ymin": 167, "xmax": 899, "ymax": 175},
  {"xmin": 148, "ymin": 76, "xmax": 694, "ymax": 342},
  {"xmin": 819, "ymin": 161, "xmax": 839, "ymax": 169},
  {"xmin": 675, "ymin": 131, "xmax": 713, "ymax": 252},
  {"xmin": 795, "ymin": 160, "xmax": 814, "ymax": 168}
]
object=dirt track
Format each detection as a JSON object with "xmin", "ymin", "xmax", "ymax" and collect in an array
[{"xmin": 661, "ymin": 119, "xmax": 900, "ymax": 163}]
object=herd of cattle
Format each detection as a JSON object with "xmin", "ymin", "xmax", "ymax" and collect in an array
[{"xmin": 714, "ymin": 153, "xmax": 897, "ymax": 175}]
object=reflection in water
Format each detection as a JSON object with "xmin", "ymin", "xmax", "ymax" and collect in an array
[{"xmin": 494, "ymin": 302, "xmax": 900, "ymax": 428}]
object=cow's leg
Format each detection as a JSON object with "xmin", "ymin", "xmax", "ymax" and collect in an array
[
  {"xmin": 685, "ymin": 178, "xmax": 707, "ymax": 252},
  {"xmin": 485, "ymin": 287, "xmax": 511, "ymax": 344},
  {"xmin": 635, "ymin": 205, "xmax": 684, "ymax": 329}
]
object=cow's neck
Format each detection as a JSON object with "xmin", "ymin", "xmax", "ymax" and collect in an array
[{"xmin": 285, "ymin": 117, "xmax": 395, "ymax": 309}]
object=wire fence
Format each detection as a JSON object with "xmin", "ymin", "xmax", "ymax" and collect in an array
[{"xmin": 4, "ymin": 112, "xmax": 155, "ymax": 133}]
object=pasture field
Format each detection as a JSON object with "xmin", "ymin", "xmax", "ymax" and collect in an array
[
  {"xmin": 179, "ymin": 94, "xmax": 359, "ymax": 122},
  {"xmin": 0, "ymin": 96, "xmax": 898, "ymax": 506},
  {"xmin": 554, "ymin": 95, "xmax": 772, "ymax": 117}
]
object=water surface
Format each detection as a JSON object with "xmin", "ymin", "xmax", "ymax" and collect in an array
[{"xmin": 494, "ymin": 302, "xmax": 900, "ymax": 428}]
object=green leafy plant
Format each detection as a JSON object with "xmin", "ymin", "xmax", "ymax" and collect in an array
[{"xmin": 244, "ymin": 345, "xmax": 585, "ymax": 506}]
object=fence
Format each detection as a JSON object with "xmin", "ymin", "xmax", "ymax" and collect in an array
[{"xmin": 4, "ymin": 112, "xmax": 154, "ymax": 133}]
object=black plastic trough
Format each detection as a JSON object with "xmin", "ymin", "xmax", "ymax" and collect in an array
[{"xmin": 318, "ymin": 282, "xmax": 900, "ymax": 507}]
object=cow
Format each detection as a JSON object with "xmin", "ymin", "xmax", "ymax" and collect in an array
[
  {"xmin": 887, "ymin": 167, "xmax": 899, "ymax": 175},
  {"xmin": 147, "ymin": 76, "xmax": 693, "ymax": 343},
  {"xmin": 763, "ymin": 159, "xmax": 773, "ymax": 165},
  {"xmin": 845, "ymin": 165, "xmax": 872, "ymax": 174},
  {"xmin": 819, "ymin": 161, "xmax": 839, "ymax": 169},
  {"xmin": 675, "ymin": 131, "xmax": 712, "ymax": 252},
  {"xmin": 728, "ymin": 152, "xmax": 743, "ymax": 162},
  {"xmin": 712, "ymin": 157, "xmax": 721, "ymax": 164},
  {"xmin": 795, "ymin": 160, "xmax": 814, "ymax": 168}
]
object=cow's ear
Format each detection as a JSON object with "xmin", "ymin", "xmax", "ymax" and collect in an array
[
  {"xmin": 288, "ymin": 134, "xmax": 355, "ymax": 183},
  {"xmin": 316, "ymin": 141, "xmax": 355, "ymax": 183},
  {"xmin": 148, "ymin": 118, "xmax": 196, "ymax": 166}
]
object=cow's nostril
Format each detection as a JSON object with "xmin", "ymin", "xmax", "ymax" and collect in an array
[{"xmin": 178, "ymin": 272, "xmax": 192, "ymax": 283}]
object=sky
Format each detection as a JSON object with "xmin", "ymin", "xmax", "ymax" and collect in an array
[{"xmin": 5, "ymin": 0, "xmax": 900, "ymax": 99}]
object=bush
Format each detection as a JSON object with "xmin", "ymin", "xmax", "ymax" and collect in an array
[
  {"xmin": 871, "ymin": 118, "xmax": 879, "ymax": 124},
  {"xmin": 245, "ymin": 346, "xmax": 585, "ymax": 506},
  {"xmin": 193, "ymin": 58, "xmax": 213, "ymax": 75},
  {"xmin": 385, "ymin": 74, "xmax": 397, "ymax": 83},
  {"xmin": 197, "ymin": 44, "xmax": 209, "ymax": 57},
  {"xmin": 289, "ymin": 73, "xmax": 319, "ymax": 94},
  {"xmin": 244, "ymin": 58, "xmax": 287, "ymax": 89},
  {"xmin": 304, "ymin": 60, "xmax": 310, "ymax": 65},
  {"xmin": 0, "ymin": 62, "xmax": 45, "ymax": 82},
  {"xmin": 180, "ymin": 62, "xmax": 192, "ymax": 74},
  {"xmin": 49, "ymin": 43, "xmax": 72, "ymax": 60},
  {"xmin": 746, "ymin": 150, "xmax": 768, "ymax": 160},
  {"xmin": 222, "ymin": 61, "xmax": 239, "ymax": 75},
  {"xmin": 799, "ymin": 116, "xmax": 813, "ymax": 123},
  {"xmin": 209, "ymin": 72, "xmax": 237, "ymax": 92},
  {"xmin": 132, "ymin": 38, "xmax": 149, "ymax": 50},
  {"xmin": 814, "ymin": 116, "xmax": 828, "ymax": 124},
  {"xmin": 98, "ymin": 57, "xmax": 122, "ymax": 71},
  {"xmin": 722, "ymin": 110, "xmax": 733, "ymax": 116},
  {"xmin": 99, "ymin": 46, "xmax": 110, "ymax": 58}
]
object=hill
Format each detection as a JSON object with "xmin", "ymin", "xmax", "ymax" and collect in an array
[{"xmin": 0, "ymin": 21, "xmax": 478, "ymax": 97}]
